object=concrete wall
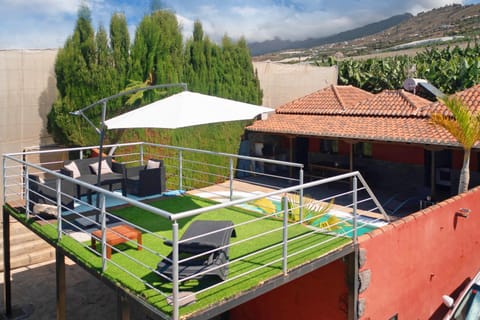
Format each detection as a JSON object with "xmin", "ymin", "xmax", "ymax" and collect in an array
[
  {"xmin": 0, "ymin": 49, "xmax": 58, "ymax": 205},
  {"xmin": 253, "ymin": 61, "xmax": 337, "ymax": 108}
]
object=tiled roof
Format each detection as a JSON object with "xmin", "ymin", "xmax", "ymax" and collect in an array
[
  {"xmin": 247, "ymin": 84, "xmax": 480, "ymax": 147},
  {"xmin": 276, "ymin": 85, "xmax": 373, "ymax": 115},
  {"xmin": 247, "ymin": 113, "xmax": 459, "ymax": 147},
  {"xmin": 430, "ymin": 83, "xmax": 480, "ymax": 116},
  {"xmin": 345, "ymin": 90, "xmax": 434, "ymax": 117}
]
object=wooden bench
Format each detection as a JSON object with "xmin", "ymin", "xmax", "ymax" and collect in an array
[{"xmin": 91, "ymin": 224, "xmax": 142, "ymax": 259}]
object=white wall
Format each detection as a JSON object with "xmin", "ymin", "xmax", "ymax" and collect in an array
[
  {"xmin": 253, "ymin": 61, "xmax": 337, "ymax": 108},
  {"xmin": 0, "ymin": 49, "xmax": 58, "ymax": 205}
]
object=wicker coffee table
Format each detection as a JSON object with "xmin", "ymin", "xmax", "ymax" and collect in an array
[{"xmin": 91, "ymin": 224, "xmax": 142, "ymax": 259}]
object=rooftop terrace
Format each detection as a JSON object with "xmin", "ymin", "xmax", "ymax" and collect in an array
[{"xmin": 2, "ymin": 142, "xmax": 390, "ymax": 319}]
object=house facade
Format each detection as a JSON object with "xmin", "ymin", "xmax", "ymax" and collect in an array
[
  {"xmin": 245, "ymin": 84, "xmax": 480, "ymax": 210},
  {"xmin": 226, "ymin": 84, "xmax": 480, "ymax": 319}
]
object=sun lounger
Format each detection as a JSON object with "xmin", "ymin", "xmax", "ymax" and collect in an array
[{"xmin": 157, "ymin": 220, "xmax": 236, "ymax": 281}]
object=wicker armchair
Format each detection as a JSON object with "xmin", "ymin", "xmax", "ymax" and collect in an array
[{"xmin": 125, "ymin": 159, "xmax": 166, "ymax": 197}]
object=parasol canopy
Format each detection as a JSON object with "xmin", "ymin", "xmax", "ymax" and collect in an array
[{"xmin": 104, "ymin": 91, "xmax": 272, "ymax": 129}]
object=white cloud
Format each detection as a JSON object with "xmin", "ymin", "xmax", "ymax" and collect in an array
[
  {"xmin": 2, "ymin": 0, "xmax": 80, "ymax": 15},
  {"xmin": 181, "ymin": 0, "xmax": 470, "ymax": 43},
  {"xmin": 0, "ymin": 0, "xmax": 477, "ymax": 49},
  {"xmin": 0, "ymin": 20, "xmax": 73, "ymax": 49},
  {"xmin": 176, "ymin": 14, "xmax": 195, "ymax": 40},
  {"xmin": 0, "ymin": 0, "xmax": 81, "ymax": 49},
  {"xmin": 187, "ymin": 4, "xmax": 370, "ymax": 43},
  {"xmin": 232, "ymin": 6, "xmax": 261, "ymax": 17}
]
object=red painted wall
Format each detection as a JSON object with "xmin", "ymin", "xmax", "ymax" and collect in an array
[
  {"xmin": 358, "ymin": 186, "xmax": 480, "ymax": 319},
  {"xmin": 228, "ymin": 187, "xmax": 480, "ymax": 319},
  {"xmin": 309, "ymin": 137, "xmax": 321, "ymax": 152},
  {"xmin": 229, "ymin": 259, "xmax": 348, "ymax": 320},
  {"xmin": 372, "ymin": 143, "xmax": 424, "ymax": 164},
  {"xmin": 338, "ymin": 141, "xmax": 350, "ymax": 155}
]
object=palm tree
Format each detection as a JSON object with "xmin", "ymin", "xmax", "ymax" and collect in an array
[{"xmin": 430, "ymin": 96, "xmax": 480, "ymax": 194}]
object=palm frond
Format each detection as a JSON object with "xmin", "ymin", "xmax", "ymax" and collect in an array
[
  {"xmin": 431, "ymin": 96, "xmax": 480, "ymax": 148},
  {"xmin": 122, "ymin": 72, "xmax": 154, "ymax": 107}
]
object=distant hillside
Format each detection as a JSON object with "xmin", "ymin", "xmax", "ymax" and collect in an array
[
  {"xmin": 253, "ymin": 4, "xmax": 480, "ymax": 62},
  {"xmin": 248, "ymin": 13, "xmax": 412, "ymax": 56},
  {"xmin": 342, "ymin": 4, "xmax": 480, "ymax": 53}
]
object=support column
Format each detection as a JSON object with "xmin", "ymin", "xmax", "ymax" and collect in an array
[
  {"xmin": 3, "ymin": 207, "xmax": 12, "ymax": 317},
  {"xmin": 56, "ymin": 249, "xmax": 66, "ymax": 320},
  {"xmin": 349, "ymin": 143, "xmax": 354, "ymax": 172},
  {"xmin": 431, "ymin": 150, "xmax": 436, "ymax": 200},
  {"xmin": 288, "ymin": 136, "xmax": 294, "ymax": 178},
  {"xmin": 117, "ymin": 291, "xmax": 130, "ymax": 320}
]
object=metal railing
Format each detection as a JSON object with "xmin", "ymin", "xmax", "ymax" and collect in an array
[{"xmin": 2, "ymin": 142, "xmax": 388, "ymax": 320}]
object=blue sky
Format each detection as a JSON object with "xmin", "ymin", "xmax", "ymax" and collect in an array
[{"xmin": 1, "ymin": 0, "xmax": 479, "ymax": 49}]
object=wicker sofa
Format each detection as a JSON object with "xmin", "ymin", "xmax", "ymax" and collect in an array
[
  {"xmin": 28, "ymin": 174, "xmax": 75, "ymax": 211},
  {"xmin": 60, "ymin": 156, "xmax": 127, "ymax": 199}
]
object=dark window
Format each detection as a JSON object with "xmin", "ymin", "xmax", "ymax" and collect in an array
[
  {"xmin": 361, "ymin": 142, "xmax": 372, "ymax": 157},
  {"xmin": 354, "ymin": 142, "xmax": 372, "ymax": 158},
  {"xmin": 320, "ymin": 139, "xmax": 338, "ymax": 154}
]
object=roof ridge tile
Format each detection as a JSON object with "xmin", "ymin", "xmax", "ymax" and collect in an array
[
  {"xmin": 332, "ymin": 85, "xmax": 347, "ymax": 110},
  {"xmin": 398, "ymin": 89, "xmax": 420, "ymax": 114}
]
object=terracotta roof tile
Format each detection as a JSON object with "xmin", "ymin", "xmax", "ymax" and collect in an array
[
  {"xmin": 247, "ymin": 114, "xmax": 459, "ymax": 147},
  {"xmin": 346, "ymin": 90, "xmax": 433, "ymax": 117},
  {"xmin": 248, "ymin": 84, "xmax": 480, "ymax": 148},
  {"xmin": 430, "ymin": 83, "xmax": 480, "ymax": 116},
  {"xmin": 276, "ymin": 85, "xmax": 373, "ymax": 115}
]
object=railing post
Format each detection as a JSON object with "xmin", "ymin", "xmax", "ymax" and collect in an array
[
  {"xmin": 352, "ymin": 176, "xmax": 358, "ymax": 243},
  {"xmin": 172, "ymin": 221, "xmax": 180, "ymax": 320},
  {"xmin": 282, "ymin": 195, "xmax": 288, "ymax": 276},
  {"xmin": 140, "ymin": 143, "xmax": 145, "ymax": 166},
  {"xmin": 100, "ymin": 194, "xmax": 107, "ymax": 271},
  {"xmin": 356, "ymin": 173, "xmax": 390, "ymax": 222},
  {"xmin": 178, "ymin": 151, "xmax": 183, "ymax": 191},
  {"xmin": 352, "ymin": 175, "xmax": 359, "ymax": 320},
  {"xmin": 229, "ymin": 157, "xmax": 234, "ymax": 201},
  {"xmin": 24, "ymin": 165, "xmax": 30, "ymax": 219},
  {"xmin": 56, "ymin": 178, "xmax": 62, "ymax": 240},
  {"xmin": 299, "ymin": 167, "xmax": 304, "ymax": 222}
]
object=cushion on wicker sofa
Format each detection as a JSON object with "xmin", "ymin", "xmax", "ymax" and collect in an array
[{"xmin": 60, "ymin": 157, "xmax": 126, "ymax": 198}]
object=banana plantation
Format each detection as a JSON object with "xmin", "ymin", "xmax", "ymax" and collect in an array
[{"xmin": 337, "ymin": 44, "xmax": 480, "ymax": 94}]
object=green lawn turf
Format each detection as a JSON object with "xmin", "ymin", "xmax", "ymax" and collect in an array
[{"xmin": 7, "ymin": 195, "xmax": 351, "ymax": 318}]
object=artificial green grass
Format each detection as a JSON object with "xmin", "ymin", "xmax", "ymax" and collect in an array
[{"xmin": 6, "ymin": 196, "xmax": 351, "ymax": 318}]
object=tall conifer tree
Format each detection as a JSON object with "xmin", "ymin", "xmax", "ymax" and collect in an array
[
  {"xmin": 49, "ymin": 4, "xmax": 99, "ymax": 145},
  {"xmin": 49, "ymin": 4, "xmax": 262, "ymax": 148},
  {"xmin": 184, "ymin": 21, "xmax": 209, "ymax": 92},
  {"xmin": 129, "ymin": 10, "xmax": 182, "ymax": 87},
  {"xmin": 110, "ymin": 13, "xmax": 130, "ymax": 91}
]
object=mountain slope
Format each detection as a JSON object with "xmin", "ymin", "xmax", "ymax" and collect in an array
[
  {"xmin": 253, "ymin": 3, "xmax": 480, "ymax": 61},
  {"xmin": 249, "ymin": 13, "xmax": 412, "ymax": 56},
  {"xmin": 343, "ymin": 4, "xmax": 480, "ymax": 52}
]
